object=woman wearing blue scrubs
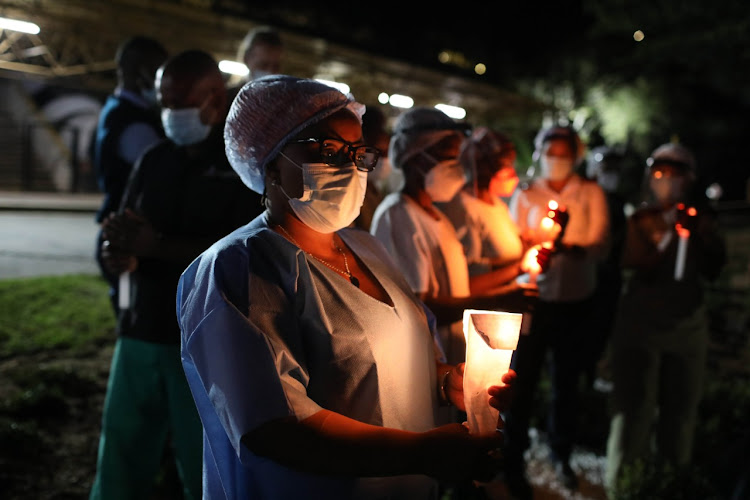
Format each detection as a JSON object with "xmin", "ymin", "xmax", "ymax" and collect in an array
[{"xmin": 177, "ymin": 76, "xmax": 517, "ymax": 499}]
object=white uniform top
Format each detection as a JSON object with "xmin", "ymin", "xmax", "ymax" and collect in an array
[
  {"xmin": 178, "ymin": 212, "xmax": 440, "ymax": 499},
  {"xmin": 370, "ymin": 193, "xmax": 472, "ymax": 366},
  {"xmin": 370, "ymin": 192, "xmax": 471, "ymax": 299},
  {"xmin": 509, "ymin": 174, "xmax": 610, "ymax": 302},
  {"xmin": 440, "ymin": 191, "xmax": 524, "ymax": 276}
]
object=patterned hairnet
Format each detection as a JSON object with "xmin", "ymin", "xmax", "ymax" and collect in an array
[
  {"xmin": 388, "ymin": 106, "xmax": 469, "ymax": 170},
  {"xmin": 225, "ymin": 75, "xmax": 364, "ymax": 193}
]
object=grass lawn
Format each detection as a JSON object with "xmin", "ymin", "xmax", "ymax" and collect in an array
[{"xmin": 0, "ymin": 274, "xmax": 115, "ymax": 358}]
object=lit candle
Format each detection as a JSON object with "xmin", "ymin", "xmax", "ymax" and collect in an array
[
  {"xmin": 522, "ymin": 247, "xmax": 541, "ymax": 285},
  {"xmin": 463, "ymin": 309, "xmax": 523, "ymax": 435},
  {"xmin": 674, "ymin": 224, "xmax": 689, "ymax": 281}
]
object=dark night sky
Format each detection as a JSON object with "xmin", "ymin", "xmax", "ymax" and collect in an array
[{"xmin": 231, "ymin": 2, "xmax": 749, "ymax": 200}]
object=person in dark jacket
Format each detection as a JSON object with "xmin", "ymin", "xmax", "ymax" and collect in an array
[
  {"xmin": 90, "ymin": 49, "xmax": 263, "ymax": 500},
  {"xmin": 604, "ymin": 142, "xmax": 727, "ymax": 495},
  {"xmin": 92, "ymin": 35, "xmax": 167, "ymax": 315}
]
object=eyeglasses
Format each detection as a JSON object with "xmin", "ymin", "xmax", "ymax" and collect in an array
[{"xmin": 293, "ymin": 137, "xmax": 381, "ymax": 172}]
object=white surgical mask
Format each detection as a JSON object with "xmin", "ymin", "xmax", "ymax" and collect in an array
[
  {"xmin": 278, "ymin": 153, "xmax": 368, "ymax": 233},
  {"xmin": 421, "ymin": 154, "xmax": 466, "ymax": 202},
  {"xmin": 161, "ymin": 107, "xmax": 211, "ymax": 146},
  {"xmin": 541, "ymin": 156, "xmax": 574, "ymax": 182}
]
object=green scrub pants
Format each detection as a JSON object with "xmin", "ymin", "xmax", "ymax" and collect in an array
[
  {"xmin": 89, "ymin": 336, "xmax": 202, "ymax": 500},
  {"xmin": 605, "ymin": 305, "xmax": 709, "ymax": 492}
]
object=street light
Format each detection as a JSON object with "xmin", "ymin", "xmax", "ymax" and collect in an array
[
  {"xmin": 0, "ymin": 16, "xmax": 40, "ymax": 34},
  {"xmin": 218, "ymin": 60, "xmax": 249, "ymax": 77}
]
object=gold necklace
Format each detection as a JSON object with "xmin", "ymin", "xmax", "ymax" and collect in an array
[{"xmin": 276, "ymin": 224, "xmax": 360, "ymax": 288}]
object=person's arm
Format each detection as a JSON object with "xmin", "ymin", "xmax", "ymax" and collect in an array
[
  {"xmin": 468, "ymin": 259, "xmax": 523, "ymax": 295},
  {"xmin": 241, "ymin": 369, "xmax": 516, "ymax": 483},
  {"xmin": 242, "ymin": 411, "xmax": 500, "ymax": 482}
]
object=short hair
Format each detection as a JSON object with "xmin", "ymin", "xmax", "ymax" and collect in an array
[
  {"xmin": 237, "ymin": 26, "xmax": 283, "ymax": 61},
  {"xmin": 115, "ymin": 36, "xmax": 167, "ymax": 73},
  {"xmin": 162, "ymin": 49, "xmax": 221, "ymax": 81}
]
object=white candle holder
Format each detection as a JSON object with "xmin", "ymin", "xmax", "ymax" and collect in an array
[{"xmin": 463, "ymin": 309, "xmax": 523, "ymax": 435}]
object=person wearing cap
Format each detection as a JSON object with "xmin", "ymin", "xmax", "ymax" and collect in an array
[
  {"xmin": 369, "ymin": 108, "xmax": 539, "ymax": 369},
  {"xmin": 176, "ymin": 76, "xmax": 519, "ymax": 499},
  {"xmin": 604, "ymin": 142, "xmax": 726, "ymax": 494},
  {"xmin": 503, "ymin": 124, "xmax": 610, "ymax": 495},
  {"xmin": 437, "ymin": 126, "xmax": 525, "ymax": 278}
]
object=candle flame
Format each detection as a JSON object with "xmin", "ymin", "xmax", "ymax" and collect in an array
[{"xmin": 522, "ymin": 247, "xmax": 542, "ymax": 274}]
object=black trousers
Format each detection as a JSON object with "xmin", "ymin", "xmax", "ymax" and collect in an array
[{"xmin": 503, "ymin": 296, "xmax": 593, "ymax": 463}]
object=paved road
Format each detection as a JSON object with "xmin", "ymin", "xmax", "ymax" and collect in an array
[{"xmin": 0, "ymin": 210, "xmax": 100, "ymax": 279}]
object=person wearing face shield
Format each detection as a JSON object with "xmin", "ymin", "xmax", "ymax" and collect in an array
[
  {"xmin": 90, "ymin": 50, "xmax": 264, "ymax": 500},
  {"xmin": 175, "ymin": 76, "xmax": 519, "ymax": 499},
  {"xmin": 503, "ymin": 124, "xmax": 610, "ymax": 496},
  {"xmin": 437, "ymin": 126, "xmax": 525, "ymax": 278},
  {"xmin": 604, "ymin": 142, "xmax": 726, "ymax": 494},
  {"xmin": 370, "ymin": 108, "xmax": 539, "ymax": 372},
  {"xmin": 92, "ymin": 36, "xmax": 167, "ymax": 317}
]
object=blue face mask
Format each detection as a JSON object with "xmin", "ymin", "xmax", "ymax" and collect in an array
[{"xmin": 161, "ymin": 107, "xmax": 211, "ymax": 146}]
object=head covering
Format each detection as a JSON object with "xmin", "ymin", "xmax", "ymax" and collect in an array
[
  {"xmin": 388, "ymin": 106, "xmax": 470, "ymax": 170},
  {"xmin": 647, "ymin": 142, "xmax": 696, "ymax": 176},
  {"xmin": 225, "ymin": 75, "xmax": 365, "ymax": 193},
  {"xmin": 586, "ymin": 145, "xmax": 624, "ymax": 179},
  {"xmin": 532, "ymin": 124, "xmax": 585, "ymax": 165},
  {"xmin": 459, "ymin": 126, "xmax": 515, "ymax": 191}
]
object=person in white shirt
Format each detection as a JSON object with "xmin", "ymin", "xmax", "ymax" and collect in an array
[
  {"xmin": 502, "ymin": 124, "xmax": 610, "ymax": 496},
  {"xmin": 370, "ymin": 108, "xmax": 538, "ymax": 367},
  {"xmin": 438, "ymin": 126, "xmax": 525, "ymax": 278}
]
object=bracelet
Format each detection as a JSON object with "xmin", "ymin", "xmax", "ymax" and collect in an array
[{"xmin": 439, "ymin": 369, "xmax": 452, "ymax": 407}]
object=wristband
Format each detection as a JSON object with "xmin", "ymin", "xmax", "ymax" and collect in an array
[{"xmin": 439, "ymin": 369, "xmax": 452, "ymax": 407}]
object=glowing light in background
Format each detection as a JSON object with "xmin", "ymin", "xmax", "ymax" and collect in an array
[
  {"xmin": 378, "ymin": 92, "xmax": 389, "ymax": 104},
  {"xmin": 0, "ymin": 16, "xmax": 40, "ymax": 34},
  {"xmin": 389, "ymin": 94, "xmax": 414, "ymax": 109},
  {"xmin": 218, "ymin": 60, "xmax": 249, "ymax": 76},
  {"xmin": 316, "ymin": 79, "xmax": 350, "ymax": 95},
  {"xmin": 435, "ymin": 103, "xmax": 466, "ymax": 119},
  {"xmin": 705, "ymin": 183, "xmax": 723, "ymax": 200},
  {"xmin": 474, "ymin": 63, "xmax": 486, "ymax": 75},
  {"xmin": 633, "ymin": 30, "xmax": 645, "ymax": 42}
]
